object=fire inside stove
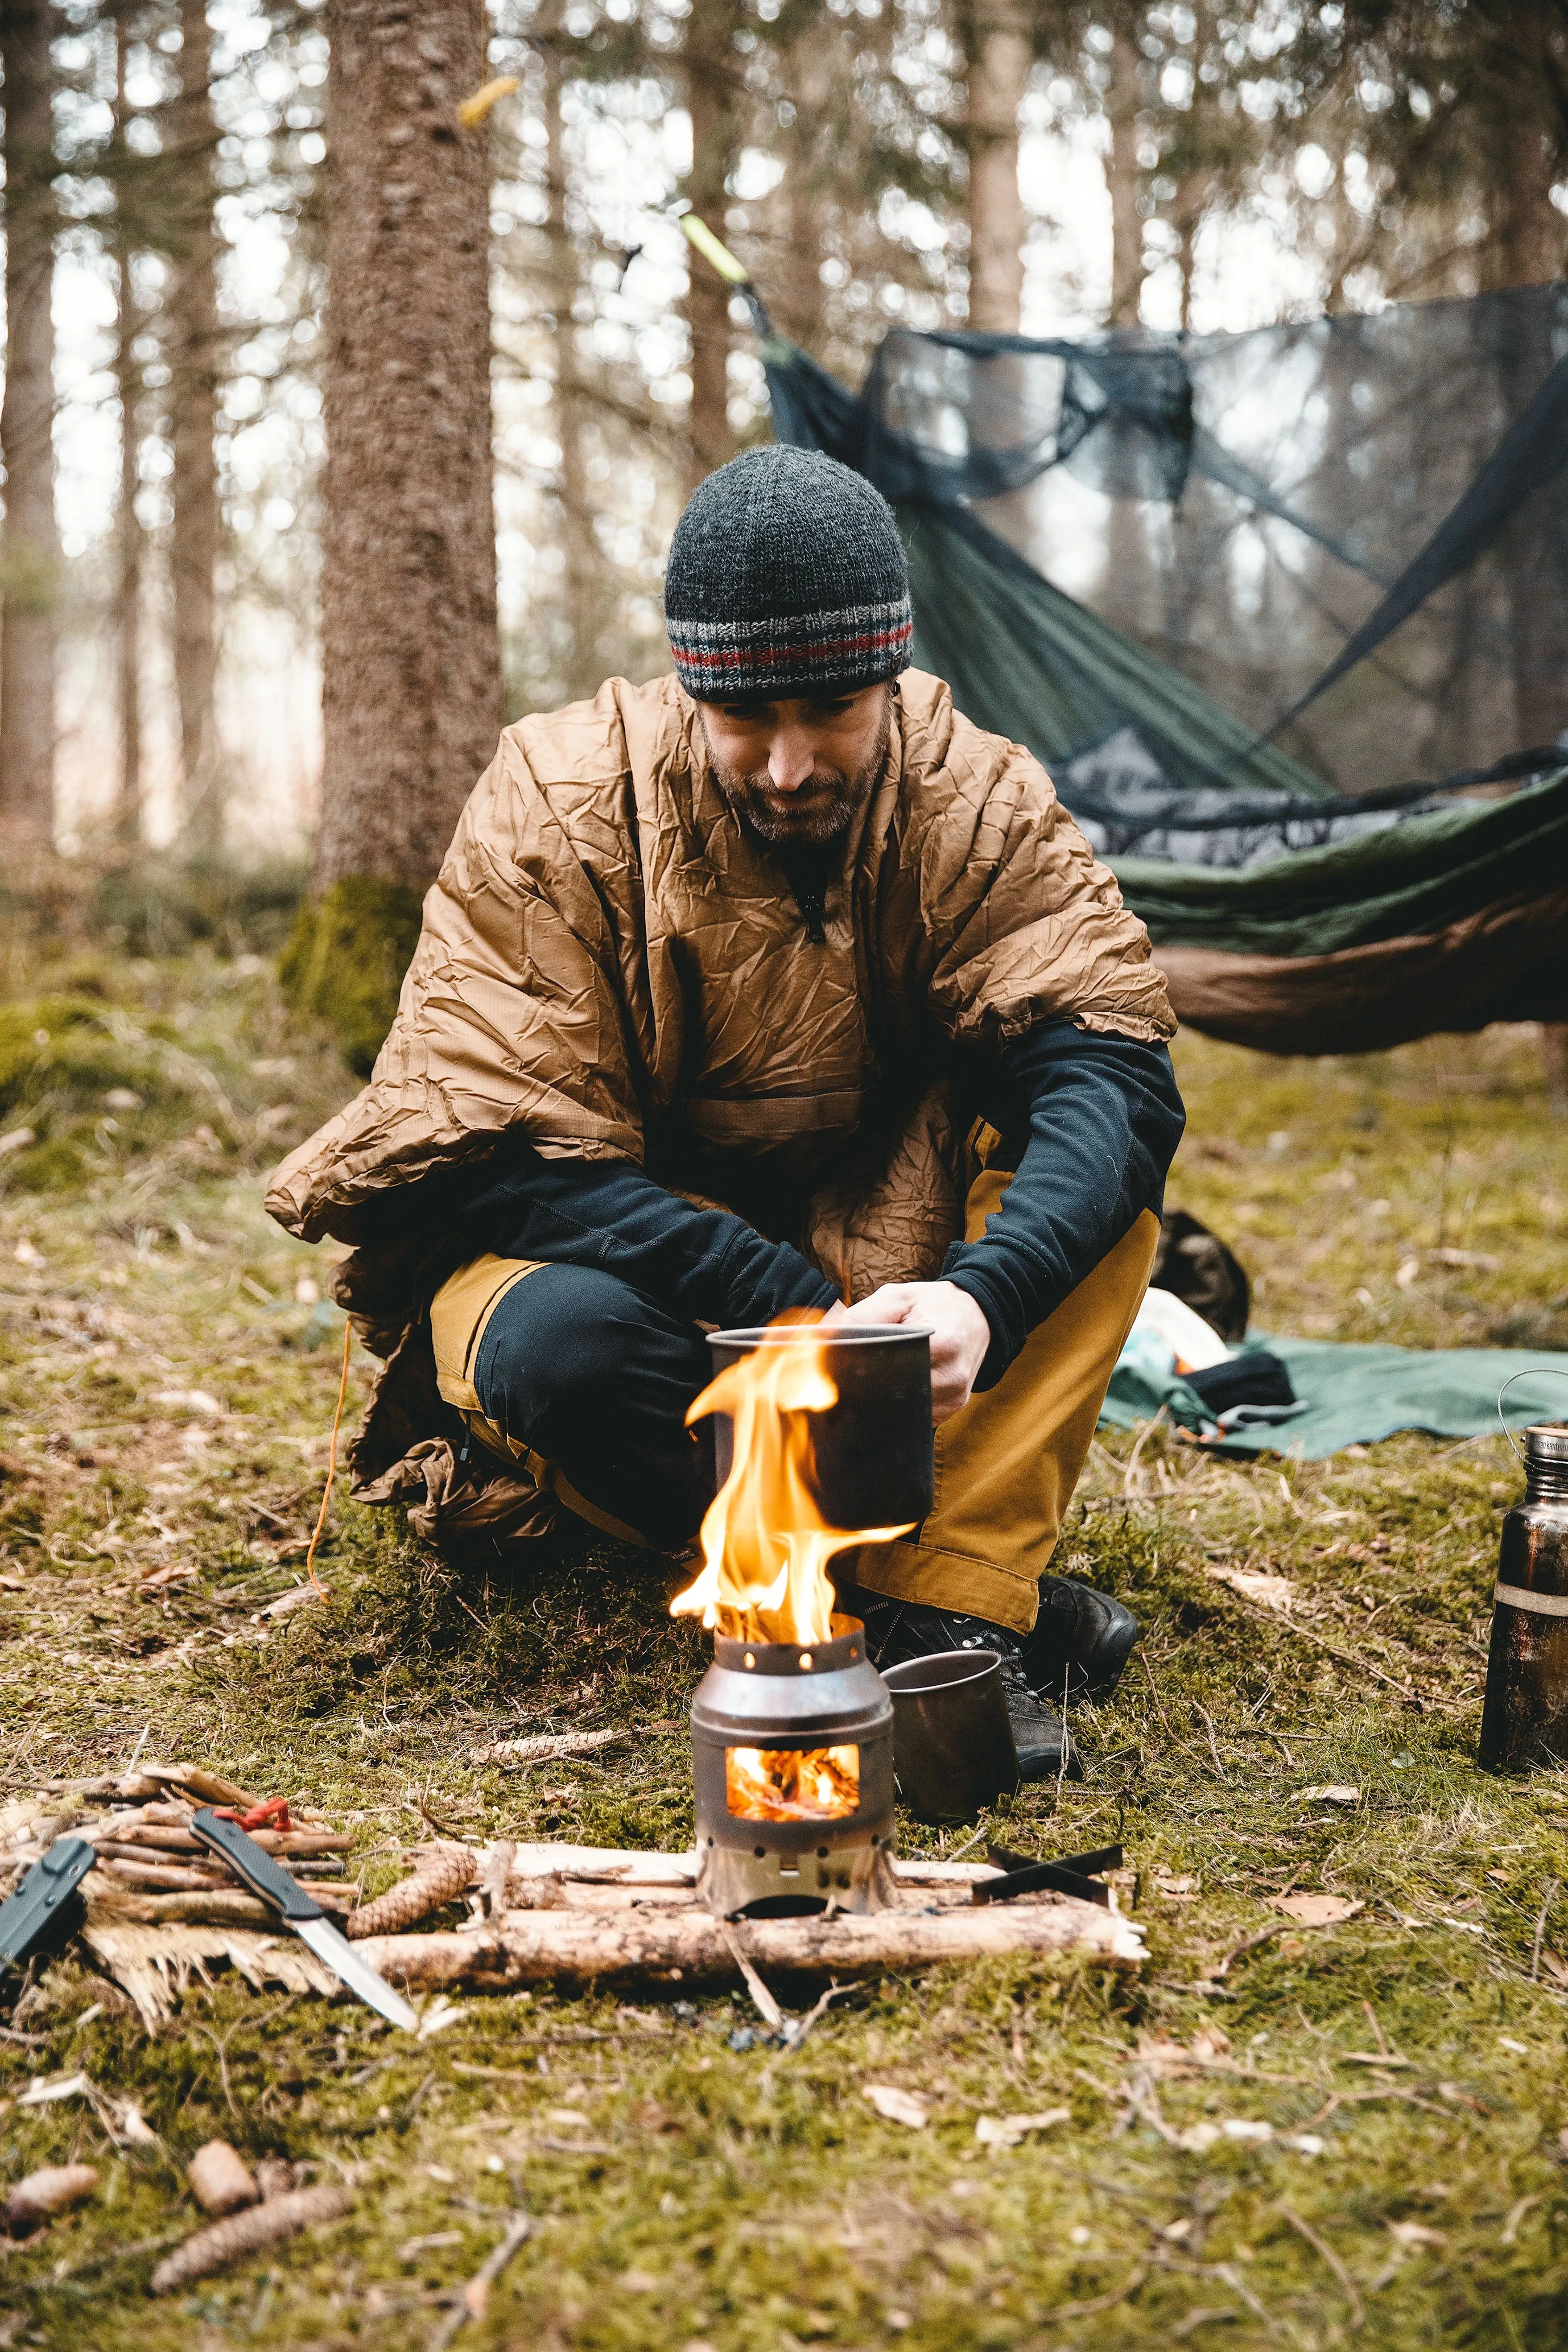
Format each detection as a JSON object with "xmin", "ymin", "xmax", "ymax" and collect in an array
[
  {"xmin": 725, "ymin": 1743, "xmax": 860, "ymax": 1822},
  {"xmin": 675, "ymin": 1321, "xmax": 905, "ymax": 1916}
]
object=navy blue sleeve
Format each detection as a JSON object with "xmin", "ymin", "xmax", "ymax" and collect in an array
[
  {"xmin": 456, "ymin": 1142, "xmax": 838, "ymax": 1330},
  {"xmin": 941, "ymin": 1020, "xmax": 1185, "ymax": 1390}
]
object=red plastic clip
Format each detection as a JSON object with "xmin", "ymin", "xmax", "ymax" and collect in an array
[{"xmin": 212, "ymin": 1795, "xmax": 293, "ymax": 1834}]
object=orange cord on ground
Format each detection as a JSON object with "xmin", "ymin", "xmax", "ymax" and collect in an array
[{"xmin": 303, "ymin": 1317, "xmax": 353, "ymax": 1599}]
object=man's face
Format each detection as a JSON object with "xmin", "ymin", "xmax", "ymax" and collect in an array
[{"xmin": 696, "ymin": 683, "xmax": 893, "ymax": 845}]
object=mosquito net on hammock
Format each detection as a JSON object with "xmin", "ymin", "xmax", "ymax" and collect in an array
[{"xmin": 754, "ymin": 284, "xmax": 1568, "ymax": 1051}]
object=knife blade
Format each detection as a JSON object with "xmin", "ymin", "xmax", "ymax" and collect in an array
[
  {"xmin": 191, "ymin": 1809, "xmax": 417, "ymax": 2032},
  {"xmin": 0, "ymin": 1837, "xmax": 97, "ymax": 1972}
]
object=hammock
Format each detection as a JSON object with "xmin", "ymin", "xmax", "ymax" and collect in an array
[{"xmin": 757, "ymin": 289, "xmax": 1568, "ymax": 1053}]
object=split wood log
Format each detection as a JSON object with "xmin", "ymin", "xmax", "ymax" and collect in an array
[
  {"xmin": 345, "ymin": 1842, "xmax": 474, "ymax": 1940},
  {"xmin": 100, "ymin": 1824, "xmax": 352, "ymax": 1858},
  {"xmin": 504, "ymin": 1842, "xmax": 698, "ymax": 1885},
  {"xmin": 503, "ymin": 1879, "xmax": 699, "ymax": 1912},
  {"xmin": 85, "ymin": 1887, "xmax": 351, "ymax": 1930},
  {"xmin": 143, "ymin": 1765, "xmax": 263, "ymax": 1809},
  {"xmin": 494, "ymin": 1843, "xmax": 1002, "ymax": 1891},
  {"xmin": 101, "ymin": 1856, "xmax": 225, "ymax": 1893},
  {"xmin": 354, "ymin": 1895, "xmax": 1146, "ymax": 1994},
  {"xmin": 188, "ymin": 2141, "xmax": 259, "ymax": 2218},
  {"xmin": 42, "ymin": 1775, "xmax": 161, "ymax": 1802},
  {"xmin": 5, "ymin": 2164, "xmax": 98, "ymax": 2238},
  {"xmin": 149, "ymin": 2183, "xmax": 352, "ymax": 2293},
  {"xmin": 469, "ymin": 1728, "xmax": 629, "ymax": 1769}
]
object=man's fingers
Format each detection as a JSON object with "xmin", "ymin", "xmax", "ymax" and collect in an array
[{"xmin": 839, "ymin": 1286, "xmax": 913, "ymax": 1325}]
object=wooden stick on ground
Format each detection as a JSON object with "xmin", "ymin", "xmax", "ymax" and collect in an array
[
  {"xmin": 428, "ymin": 2213, "xmax": 531, "ymax": 2350},
  {"xmin": 354, "ymin": 1894, "xmax": 1145, "ymax": 1995},
  {"xmin": 719, "ymin": 1922, "xmax": 785, "ymax": 2029}
]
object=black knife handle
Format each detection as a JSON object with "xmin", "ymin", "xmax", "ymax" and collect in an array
[
  {"xmin": 0, "ymin": 1837, "xmax": 96, "ymax": 1969},
  {"xmin": 191, "ymin": 1810, "xmax": 323, "ymax": 1922}
]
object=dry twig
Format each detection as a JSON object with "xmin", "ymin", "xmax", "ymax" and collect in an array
[
  {"xmin": 1280, "ymin": 2204, "xmax": 1364, "ymax": 2330},
  {"xmin": 428, "ymin": 2213, "xmax": 531, "ymax": 2349}
]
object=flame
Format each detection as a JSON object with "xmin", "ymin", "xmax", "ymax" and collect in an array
[
  {"xmin": 671, "ymin": 1321, "xmax": 911, "ymax": 1645},
  {"xmin": 725, "ymin": 1744, "xmax": 860, "ymax": 1822}
]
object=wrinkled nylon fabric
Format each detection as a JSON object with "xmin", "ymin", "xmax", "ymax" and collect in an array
[
  {"xmin": 267, "ymin": 669, "xmax": 1173, "ymax": 1507},
  {"xmin": 268, "ymin": 669, "xmax": 1171, "ymax": 1248}
]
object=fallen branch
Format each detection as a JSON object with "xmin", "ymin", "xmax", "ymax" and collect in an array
[
  {"xmin": 1279, "ymin": 2203, "xmax": 1364, "ymax": 2330},
  {"xmin": 86, "ymin": 1887, "xmax": 349, "ymax": 1930},
  {"xmin": 719, "ymin": 1922, "xmax": 785, "ymax": 2029},
  {"xmin": 346, "ymin": 1843, "xmax": 476, "ymax": 1941},
  {"xmin": 356, "ymin": 1894, "xmax": 1145, "ymax": 1994},
  {"xmin": 428, "ymin": 2212, "xmax": 531, "ymax": 2349},
  {"xmin": 149, "ymin": 2184, "xmax": 352, "ymax": 2294}
]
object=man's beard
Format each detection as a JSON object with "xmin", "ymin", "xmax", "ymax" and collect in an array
[{"xmin": 700, "ymin": 699, "xmax": 893, "ymax": 845}]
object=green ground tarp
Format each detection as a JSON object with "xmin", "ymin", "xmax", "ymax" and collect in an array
[{"xmin": 1101, "ymin": 1338, "xmax": 1568, "ymax": 1459}]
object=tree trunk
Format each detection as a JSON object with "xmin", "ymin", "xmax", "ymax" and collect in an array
[
  {"xmin": 1482, "ymin": 0, "xmax": 1562, "ymax": 292},
  {"xmin": 167, "ymin": 0, "xmax": 221, "ymax": 855},
  {"xmin": 1104, "ymin": 21, "xmax": 1145, "ymax": 327},
  {"xmin": 1473, "ymin": 4, "xmax": 1568, "ymax": 1114},
  {"xmin": 113, "ymin": 1, "xmax": 142, "ymax": 843},
  {"xmin": 294, "ymin": 0, "xmax": 500, "ymax": 1073},
  {"xmin": 964, "ymin": 0, "xmax": 1031, "ymax": 333},
  {"xmin": 542, "ymin": 7, "xmax": 593, "ymax": 700},
  {"xmin": 0, "ymin": 0, "xmax": 59, "ymax": 843},
  {"xmin": 775, "ymin": 32, "xmax": 836, "ymax": 356},
  {"xmin": 681, "ymin": 0, "xmax": 738, "ymax": 492}
]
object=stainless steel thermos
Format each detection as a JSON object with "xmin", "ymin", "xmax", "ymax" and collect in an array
[{"xmin": 1478, "ymin": 1423, "xmax": 1568, "ymax": 1771}]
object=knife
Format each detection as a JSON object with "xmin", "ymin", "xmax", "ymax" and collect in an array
[
  {"xmin": 0, "ymin": 1837, "xmax": 97, "ymax": 1973},
  {"xmin": 191, "ymin": 1809, "xmax": 417, "ymax": 2032}
]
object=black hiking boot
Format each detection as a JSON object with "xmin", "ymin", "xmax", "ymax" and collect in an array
[
  {"xmin": 843, "ymin": 1590, "xmax": 1084, "ymax": 1782},
  {"xmin": 1022, "ymin": 1577, "xmax": 1141, "ymax": 1702}
]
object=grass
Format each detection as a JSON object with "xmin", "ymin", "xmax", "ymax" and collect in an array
[{"xmin": 1, "ymin": 921, "xmax": 1567, "ymax": 2349}]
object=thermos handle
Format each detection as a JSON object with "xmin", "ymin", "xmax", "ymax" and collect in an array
[{"xmin": 1497, "ymin": 1369, "xmax": 1568, "ymax": 1465}]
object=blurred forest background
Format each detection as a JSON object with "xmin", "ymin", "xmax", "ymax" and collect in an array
[{"xmin": 0, "ymin": 0, "xmax": 1564, "ymax": 893}]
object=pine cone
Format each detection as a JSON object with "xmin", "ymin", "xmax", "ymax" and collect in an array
[
  {"xmin": 345, "ymin": 1841, "xmax": 475, "ymax": 1940},
  {"xmin": 149, "ymin": 2183, "xmax": 352, "ymax": 2293}
]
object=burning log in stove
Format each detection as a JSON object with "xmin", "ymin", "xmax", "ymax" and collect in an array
[{"xmin": 672, "ymin": 1321, "xmax": 930, "ymax": 1920}]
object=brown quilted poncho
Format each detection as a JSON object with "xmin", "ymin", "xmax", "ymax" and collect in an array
[{"xmin": 268, "ymin": 669, "xmax": 1173, "ymax": 1539}]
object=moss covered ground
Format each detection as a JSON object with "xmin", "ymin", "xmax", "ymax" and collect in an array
[{"xmin": 2, "ymin": 916, "xmax": 1568, "ymax": 2350}]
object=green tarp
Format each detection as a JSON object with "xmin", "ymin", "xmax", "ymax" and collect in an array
[
  {"xmin": 1112, "ymin": 767, "xmax": 1568, "ymax": 956},
  {"xmin": 1101, "ymin": 1338, "xmax": 1568, "ymax": 1459},
  {"xmin": 902, "ymin": 503, "xmax": 1330, "ymax": 807},
  {"xmin": 902, "ymin": 505, "xmax": 1568, "ymax": 962}
]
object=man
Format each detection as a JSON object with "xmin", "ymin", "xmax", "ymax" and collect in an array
[{"xmin": 269, "ymin": 444, "xmax": 1184, "ymax": 1775}]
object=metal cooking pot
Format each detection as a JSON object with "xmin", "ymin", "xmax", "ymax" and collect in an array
[{"xmin": 706, "ymin": 1324, "xmax": 934, "ymax": 1531}]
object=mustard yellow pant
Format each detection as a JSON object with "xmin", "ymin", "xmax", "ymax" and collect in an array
[{"xmin": 429, "ymin": 1187, "xmax": 1158, "ymax": 1635}]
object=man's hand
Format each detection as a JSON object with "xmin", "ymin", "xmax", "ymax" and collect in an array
[{"xmin": 826, "ymin": 1280, "xmax": 992, "ymax": 1425}]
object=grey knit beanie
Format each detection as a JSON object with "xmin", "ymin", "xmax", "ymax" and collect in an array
[{"xmin": 665, "ymin": 444, "xmax": 913, "ymax": 699}]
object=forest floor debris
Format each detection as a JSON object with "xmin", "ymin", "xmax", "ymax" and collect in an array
[{"xmin": 3, "ymin": 932, "xmax": 1568, "ymax": 2345}]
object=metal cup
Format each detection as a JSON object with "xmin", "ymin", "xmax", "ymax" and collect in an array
[
  {"xmin": 880, "ymin": 1649, "xmax": 1021, "ymax": 1823},
  {"xmin": 707, "ymin": 1324, "xmax": 934, "ymax": 1530}
]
